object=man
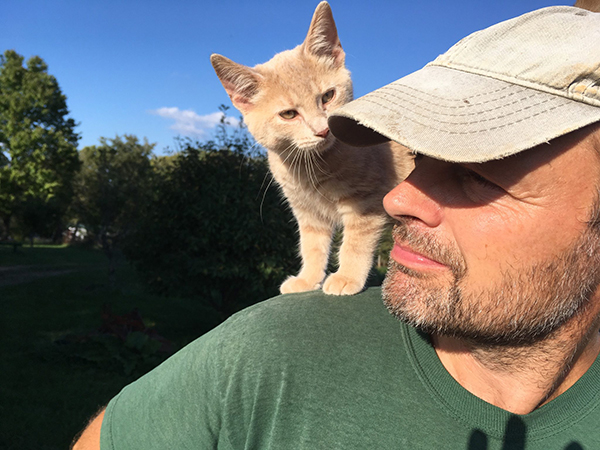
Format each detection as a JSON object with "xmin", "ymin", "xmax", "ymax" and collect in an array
[{"xmin": 74, "ymin": 6, "xmax": 600, "ymax": 449}]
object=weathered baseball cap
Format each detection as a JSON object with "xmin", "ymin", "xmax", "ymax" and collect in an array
[{"xmin": 328, "ymin": 6, "xmax": 600, "ymax": 163}]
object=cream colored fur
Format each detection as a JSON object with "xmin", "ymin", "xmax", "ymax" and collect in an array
[{"xmin": 211, "ymin": 2, "xmax": 413, "ymax": 295}]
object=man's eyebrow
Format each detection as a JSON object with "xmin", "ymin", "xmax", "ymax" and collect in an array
[{"xmin": 460, "ymin": 162, "xmax": 497, "ymax": 175}]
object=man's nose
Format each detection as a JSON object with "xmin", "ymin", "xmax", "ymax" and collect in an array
[{"xmin": 383, "ymin": 158, "xmax": 444, "ymax": 228}]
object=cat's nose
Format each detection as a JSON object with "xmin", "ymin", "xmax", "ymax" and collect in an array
[{"xmin": 315, "ymin": 128, "xmax": 329, "ymax": 138}]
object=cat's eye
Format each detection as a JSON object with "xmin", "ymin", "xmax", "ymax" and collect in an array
[
  {"xmin": 321, "ymin": 89, "xmax": 335, "ymax": 104},
  {"xmin": 279, "ymin": 110, "xmax": 298, "ymax": 120}
]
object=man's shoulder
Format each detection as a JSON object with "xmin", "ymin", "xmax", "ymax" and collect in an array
[
  {"xmin": 102, "ymin": 288, "xmax": 416, "ymax": 450},
  {"xmin": 221, "ymin": 286, "xmax": 389, "ymax": 338},
  {"xmin": 187, "ymin": 286, "xmax": 398, "ymax": 369}
]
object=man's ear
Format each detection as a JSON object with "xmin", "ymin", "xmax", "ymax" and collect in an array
[
  {"xmin": 301, "ymin": 1, "xmax": 345, "ymax": 68},
  {"xmin": 211, "ymin": 54, "xmax": 261, "ymax": 113}
]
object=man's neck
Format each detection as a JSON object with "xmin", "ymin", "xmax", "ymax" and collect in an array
[{"xmin": 431, "ymin": 312, "xmax": 600, "ymax": 415}]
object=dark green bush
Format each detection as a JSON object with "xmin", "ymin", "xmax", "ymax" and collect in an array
[{"xmin": 123, "ymin": 135, "xmax": 299, "ymax": 317}]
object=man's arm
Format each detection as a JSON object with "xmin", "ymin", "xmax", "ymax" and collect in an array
[{"xmin": 71, "ymin": 408, "xmax": 105, "ymax": 450}]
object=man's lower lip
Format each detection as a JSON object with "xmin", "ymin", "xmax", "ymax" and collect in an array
[{"xmin": 390, "ymin": 244, "xmax": 447, "ymax": 270}]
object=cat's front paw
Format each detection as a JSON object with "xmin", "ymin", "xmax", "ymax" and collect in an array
[
  {"xmin": 280, "ymin": 276, "xmax": 320, "ymax": 294},
  {"xmin": 322, "ymin": 273, "xmax": 364, "ymax": 296}
]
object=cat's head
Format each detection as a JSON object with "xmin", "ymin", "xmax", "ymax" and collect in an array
[{"xmin": 211, "ymin": 1, "xmax": 353, "ymax": 155}]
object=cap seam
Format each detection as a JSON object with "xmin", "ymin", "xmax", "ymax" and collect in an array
[
  {"xmin": 428, "ymin": 61, "xmax": 600, "ymax": 108},
  {"xmin": 360, "ymin": 95, "xmax": 568, "ymax": 133},
  {"xmin": 375, "ymin": 84, "xmax": 549, "ymax": 116},
  {"xmin": 378, "ymin": 83, "xmax": 514, "ymax": 107}
]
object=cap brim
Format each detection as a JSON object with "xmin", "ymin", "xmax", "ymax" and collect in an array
[{"xmin": 329, "ymin": 65, "xmax": 600, "ymax": 163}]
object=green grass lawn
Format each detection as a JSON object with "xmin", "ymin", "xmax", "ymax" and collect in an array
[{"xmin": 0, "ymin": 245, "xmax": 223, "ymax": 449}]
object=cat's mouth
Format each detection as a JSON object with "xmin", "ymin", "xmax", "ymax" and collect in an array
[
  {"xmin": 308, "ymin": 133, "xmax": 336, "ymax": 153},
  {"xmin": 280, "ymin": 133, "xmax": 336, "ymax": 157}
]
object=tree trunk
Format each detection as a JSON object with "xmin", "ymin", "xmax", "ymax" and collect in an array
[
  {"xmin": 100, "ymin": 227, "xmax": 116, "ymax": 287},
  {"xmin": 52, "ymin": 222, "xmax": 64, "ymax": 244},
  {"xmin": 1, "ymin": 214, "xmax": 11, "ymax": 240}
]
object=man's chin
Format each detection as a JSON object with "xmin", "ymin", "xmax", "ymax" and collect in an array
[
  {"xmin": 382, "ymin": 262, "xmax": 441, "ymax": 321},
  {"xmin": 381, "ymin": 260, "xmax": 464, "ymax": 338}
]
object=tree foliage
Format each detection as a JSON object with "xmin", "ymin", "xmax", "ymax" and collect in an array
[
  {"xmin": 0, "ymin": 50, "xmax": 79, "ymax": 238},
  {"xmin": 123, "ymin": 119, "xmax": 299, "ymax": 317},
  {"xmin": 72, "ymin": 135, "xmax": 155, "ymax": 276}
]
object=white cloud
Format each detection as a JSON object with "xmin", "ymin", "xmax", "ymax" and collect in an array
[{"xmin": 150, "ymin": 107, "xmax": 239, "ymax": 137}]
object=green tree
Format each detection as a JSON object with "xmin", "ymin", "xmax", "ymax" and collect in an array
[
  {"xmin": 15, "ymin": 196, "xmax": 65, "ymax": 245},
  {"xmin": 72, "ymin": 135, "xmax": 155, "ymax": 279},
  {"xmin": 0, "ymin": 50, "xmax": 80, "ymax": 239},
  {"xmin": 123, "ymin": 120, "xmax": 299, "ymax": 317}
]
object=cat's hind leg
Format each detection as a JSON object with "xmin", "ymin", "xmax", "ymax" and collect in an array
[
  {"xmin": 322, "ymin": 213, "xmax": 387, "ymax": 296},
  {"xmin": 280, "ymin": 219, "xmax": 333, "ymax": 294}
]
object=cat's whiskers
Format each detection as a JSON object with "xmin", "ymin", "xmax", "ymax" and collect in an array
[
  {"xmin": 288, "ymin": 143, "xmax": 307, "ymax": 182},
  {"xmin": 279, "ymin": 142, "xmax": 297, "ymax": 165},
  {"xmin": 278, "ymin": 142, "xmax": 303, "ymax": 180},
  {"xmin": 302, "ymin": 150, "xmax": 315, "ymax": 190},
  {"xmin": 289, "ymin": 144, "xmax": 304, "ymax": 182},
  {"xmin": 259, "ymin": 173, "xmax": 277, "ymax": 222},
  {"xmin": 304, "ymin": 150, "xmax": 315, "ymax": 186},
  {"xmin": 250, "ymin": 141, "xmax": 262, "ymax": 153},
  {"xmin": 299, "ymin": 140, "xmax": 331, "ymax": 177},
  {"xmin": 315, "ymin": 140, "xmax": 328, "ymax": 164},
  {"xmin": 294, "ymin": 146, "xmax": 310, "ymax": 180},
  {"xmin": 310, "ymin": 147, "xmax": 329, "ymax": 177},
  {"xmin": 308, "ymin": 153, "xmax": 321, "ymax": 190},
  {"xmin": 305, "ymin": 150, "xmax": 333, "ymax": 203},
  {"xmin": 307, "ymin": 151, "xmax": 321, "ymax": 183},
  {"xmin": 258, "ymin": 165, "xmax": 274, "ymax": 200}
]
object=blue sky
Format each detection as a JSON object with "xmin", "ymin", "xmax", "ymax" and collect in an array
[{"xmin": 2, "ymin": 0, "xmax": 567, "ymax": 154}]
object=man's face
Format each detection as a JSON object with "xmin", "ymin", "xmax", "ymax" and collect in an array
[{"xmin": 382, "ymin": 128, "xmax": 600, "ymax": 345}]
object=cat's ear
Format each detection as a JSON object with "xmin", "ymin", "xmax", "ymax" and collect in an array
[
  {"xmin": 302, "ymin": 1, "xmax": 345, "ymax": 67},
  {"xmin": 211, "ymin": 54, "xmax": 261, "ymax": 113}
]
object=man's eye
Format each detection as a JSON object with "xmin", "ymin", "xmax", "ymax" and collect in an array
[{"xmin": 458, "ymin": 167, "xmax": 501, "ymax": 191}]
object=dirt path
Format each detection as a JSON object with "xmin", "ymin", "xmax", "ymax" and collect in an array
[{"xmin": 0, "ymin": 265, "xmax": 77, "ymax": 287}]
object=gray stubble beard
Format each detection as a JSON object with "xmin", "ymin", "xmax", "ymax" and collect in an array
[{"xmin": 382, "ymin": 221, "xmax": 600, "ymax": 347}]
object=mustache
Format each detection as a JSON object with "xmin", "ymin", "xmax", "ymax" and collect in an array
[{"xmin": 392, "ymin": 220, "xmax": 467, "ymax": 278}]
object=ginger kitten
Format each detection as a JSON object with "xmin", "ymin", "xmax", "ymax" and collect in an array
[{"xmin": 211, "ymin": 2, "xmax": 413, "ymax": 295}]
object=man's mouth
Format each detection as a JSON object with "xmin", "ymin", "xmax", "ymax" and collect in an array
[{"xmin": 390, "ymin": 243, "xmax": 448, "ymax": 270}]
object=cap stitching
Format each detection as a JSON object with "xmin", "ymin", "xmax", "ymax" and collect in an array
[
  {"xmin": 374, "ymin": 85, "xmax": 542, "ymax": 116},
  {"xmin": 362, "ymin": 89, "xmax": 566, "ymax": 124},
  {"xmin": 378, "ymin": 82, "xmax": 514, "ymax": 106},
  {"xmin": 432, "ymin": 61, "xmax": 600, "ymax": 108},
  {"xmin": 360, "ymin": 96, "xmax": 567, "ymax": 135}
]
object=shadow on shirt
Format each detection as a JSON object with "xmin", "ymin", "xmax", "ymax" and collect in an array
[{"xmin": 467, "ymin": 415, "xmax": 583, "ymax": 450}]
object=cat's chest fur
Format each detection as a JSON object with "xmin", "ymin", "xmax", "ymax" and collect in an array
[{"xmin": 268, "ymin": 146, "xmax": 344, "ymax": 222}]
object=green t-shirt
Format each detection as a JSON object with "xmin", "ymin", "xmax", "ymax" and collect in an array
[{"xmin": 101, "ymin": 287, "xmax": 600, "ymax": 449}]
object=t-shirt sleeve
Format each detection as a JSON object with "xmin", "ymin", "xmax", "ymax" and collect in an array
[{"xmin": 100, "ymin": 324, "xmax": 225, "ymax": 450}]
